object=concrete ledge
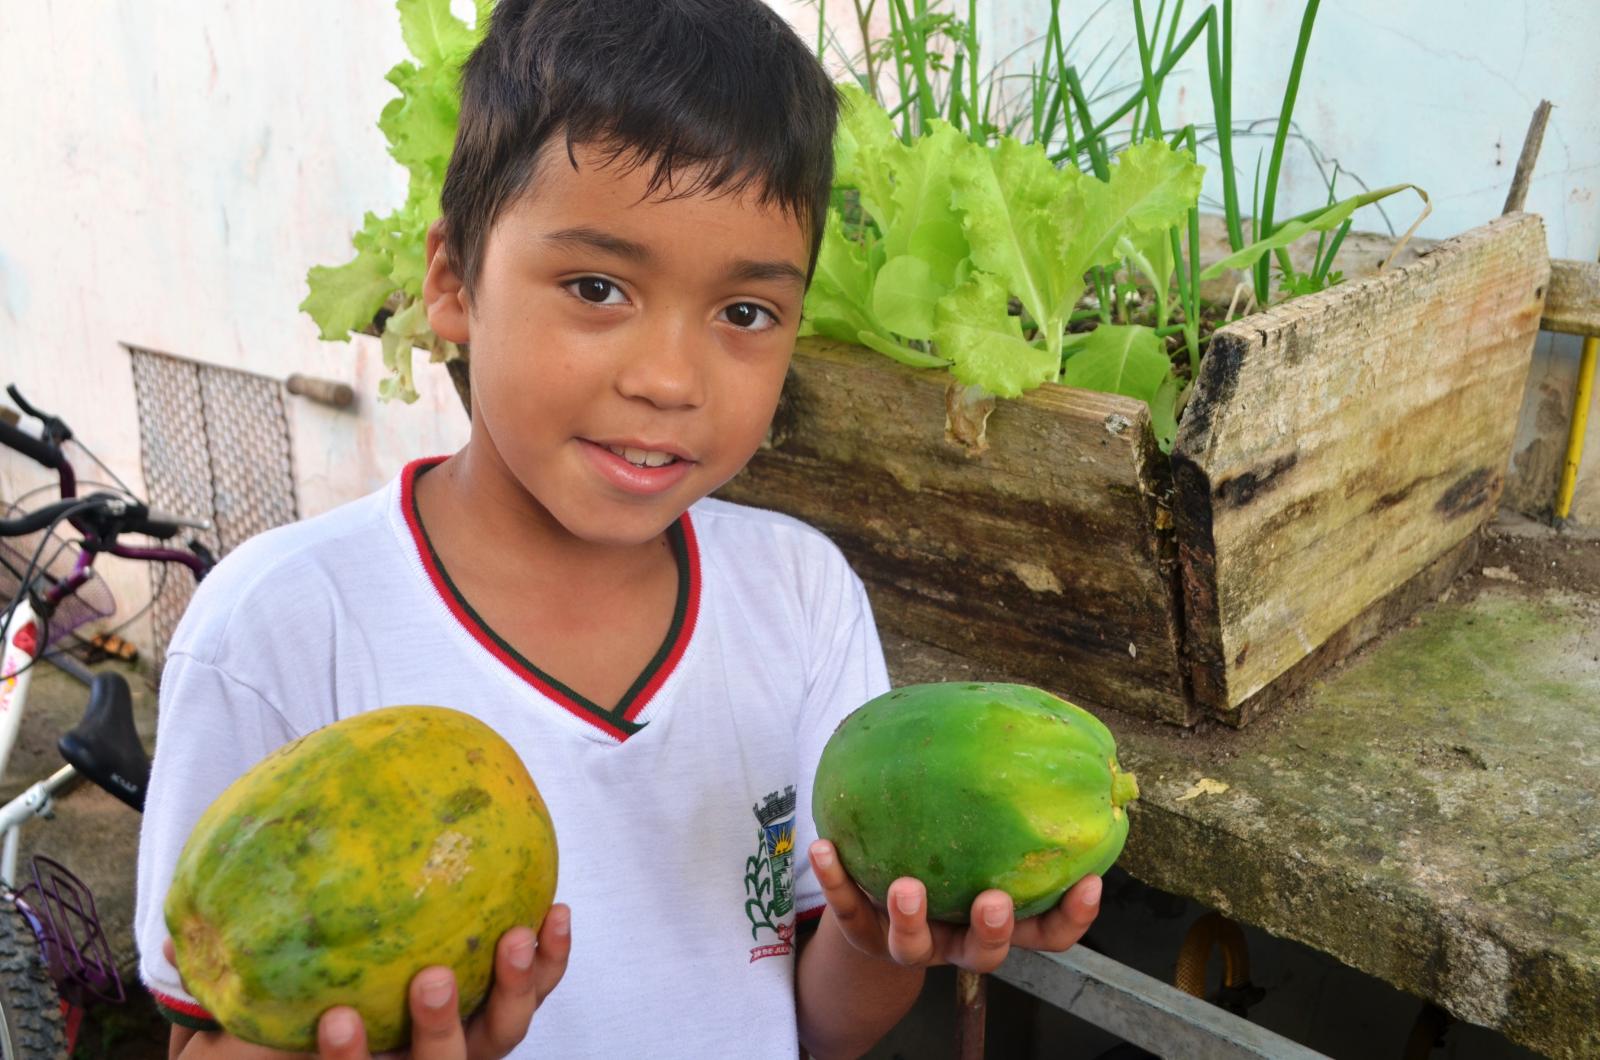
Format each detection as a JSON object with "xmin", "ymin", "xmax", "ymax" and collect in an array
[{"xmin": 882, "ymin": 573, "xmax": 1599, "ymax": 1059}]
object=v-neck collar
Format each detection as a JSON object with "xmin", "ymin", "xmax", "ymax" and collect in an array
[{"xmin": 400, "ymin": 457, "xmax": 701, "ymax": 742}]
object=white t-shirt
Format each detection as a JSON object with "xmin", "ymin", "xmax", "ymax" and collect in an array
[{"xmin": 135, "ymin": 458, "xmax": 890, "ymax": 1057}]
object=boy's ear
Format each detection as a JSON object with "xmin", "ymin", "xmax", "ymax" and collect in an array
[{"xmin": 423, "ymin": 221, "xmax": 471, "ymax": 345}]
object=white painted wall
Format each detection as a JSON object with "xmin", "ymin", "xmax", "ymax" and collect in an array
[
  {"xmin": 2, "ymin": 2, "xmax": 1596, "ymax": 649},
  {"xmin": 0, "ymin": 4, "xmax": 477, "ymax": 644}
]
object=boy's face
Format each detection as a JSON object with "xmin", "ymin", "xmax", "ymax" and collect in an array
[{"xmin": 425, "ymin": 143, "xmax": 810, "ymax": 548}]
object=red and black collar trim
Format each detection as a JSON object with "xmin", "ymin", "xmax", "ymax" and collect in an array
[
  {"xmin": 401, "ymin": 458, "xmax": 701, "ymax": 741},
  {"xmin": 151, "ymin": 990, "xmax": 219, "ymax": 1032}
]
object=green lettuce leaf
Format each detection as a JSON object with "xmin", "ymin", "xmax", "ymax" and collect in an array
[
  {"xmin": 1060, "ymin": 323, "xmax": 1171, "ymax": 403},
  {"xmin": 833, "ymin": 84, "xmax": 900, "ymax": 232},
  {"xmin": 871, "ymin": 255, "xmax": 942, "ymax": 340},
  {"xmin": 883, "ymin": 121, "xmax": 965, "ymax": 263},
  {"xmin": 949, "ymin": 136, "xmax": 1079, "ymax": 352},
  {"xmin": 304, "ymin": 0, "xmax": 483, "ymax": 397},
  {"xmin": 379, "ymin": 60, "xmax": 461, "ymax": 192},
  {"xmin": 301, "ymin": 258, "xmax": 394, "ymax": 343},
  {"xmin": 397, "ymin": 0, "xmax": 478, "ymax": 66},
  {"xmin": 1058, "ymin": 139, "xmax": 1203, "ymax": 290},
  {"xmin": 1120, "ymin": 226, "xmax": 1177, "ymax": 328},
  {"xmin": 867, "ymin": 121, "xmax": 972, "ymax": 340},
  {"xmin": 933, "ymin": 272, "xmax": 1058, "ymax": 397},
  {"xmin": 378, "ymin": 297, "xmax": 428, "ymax": 403},
  {"xmin": 856, "ymin": 330, "xmax": 951, "ymax": 370},
  {"xmin": 803, "ymin": 209, "xmax": 881, "ymax": 344}
]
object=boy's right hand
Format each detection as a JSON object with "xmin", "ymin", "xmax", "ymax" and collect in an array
[{"xmin": 165, "ymin": 905, "xmax": 571, "ymax": 1059}]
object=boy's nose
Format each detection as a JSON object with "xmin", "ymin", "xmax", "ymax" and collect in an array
[{"xmin": 616, "ymin": 315, "xmax": 706, "ymax": 409}]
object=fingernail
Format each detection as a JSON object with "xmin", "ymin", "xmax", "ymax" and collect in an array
[
  {"xmin": 325, "ymin": 1009, "xmax": 358, "ymax": 1047},
  {"xmin": 896, "ymin": 889, "xmax": 921, "ymax": 916},
  {"xmin": 509, "ymin": 935, "xmax": 535, "ymax": 971},
  {"xmin": 812, "ymin": 843, "xmax": 834, "ymax": 870},
  {"xmin": 1083, "ymin": 876, "xmax": 1103, "ymax": 907},
  {"xmin": 983, "ymin": 903, "xmax": 1010, "ymax": 928},
  {"xmin": 419, "ymin": 970, "xmax": 453, "ymax": 1010},
  {"xmin": 552, "ymin": 906, "xmax": 571, "ymax": 937}
]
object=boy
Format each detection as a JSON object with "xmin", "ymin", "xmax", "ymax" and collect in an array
[{"xmin": 135, "ymin": 0, "xmax": 1102, "ymax": 1056}]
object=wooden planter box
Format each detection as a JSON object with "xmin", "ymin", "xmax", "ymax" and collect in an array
[{"xmin": 716, "ymin": 213, "xmax": 1551, "ymax": 726}]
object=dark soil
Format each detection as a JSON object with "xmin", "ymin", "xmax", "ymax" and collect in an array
[{"xmin": 1454, "ymin": 512, "xmax": 1600, "ymax": 600}]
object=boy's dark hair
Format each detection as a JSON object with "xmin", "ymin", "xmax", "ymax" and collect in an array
[{"xmin": 441, "ymin": 0, "xmax": 840, "ymax": 299}]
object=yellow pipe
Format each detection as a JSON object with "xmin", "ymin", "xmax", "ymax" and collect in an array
[{"xmin": 1554, "ymin": 314, "xmax": 1599, "ymax": 522}]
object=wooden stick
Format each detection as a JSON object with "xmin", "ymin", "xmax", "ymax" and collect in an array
[
  {"xmin": 285, "ymin": 374, "xmax": 355, "ymax": 409},
  {"xmin": 1502, "ymin": 100, "xmax": 1552, "ymax": 215},
  {"xmin": 955, "ymin": 969, "xmax": 987, "ymax": 1060}
]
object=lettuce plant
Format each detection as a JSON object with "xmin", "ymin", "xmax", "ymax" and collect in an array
[
  {"xmin": 300, "ymin": 0, "xmax": 489, "ymax": 402},
  {"xmin": 805, "ymin": 87, "xmax": 1202, "ymax": 448}
]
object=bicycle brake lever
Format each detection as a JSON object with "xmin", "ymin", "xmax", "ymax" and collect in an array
[
  {"xmin": 5, "ymin": 385, "xmax": 72, "ymax": 444},
  {"xmin": 145, "ymin": 510, "xmax": 213, "ymax": 531}
]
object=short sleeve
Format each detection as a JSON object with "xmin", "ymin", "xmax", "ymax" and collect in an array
[
  {"xmin": 134, "ymin": 651, "xmax": 301, "ymax": 1029},
  {"xmin": 790, "ymin": 566, "xmax": 890, "ymax": 918}
]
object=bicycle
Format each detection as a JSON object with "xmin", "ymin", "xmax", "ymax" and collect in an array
[{"xmin": 0, "ymin": 385, "xmax": 213, "ymax": 1056}]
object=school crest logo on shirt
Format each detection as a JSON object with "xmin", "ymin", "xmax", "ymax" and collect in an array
[{"xmin": 745, "ymin": 785, "xmax": 796, "ymax": 962}]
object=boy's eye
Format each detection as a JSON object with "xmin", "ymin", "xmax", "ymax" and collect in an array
[
  {"xmin": 567, "ymin": 277, "xmax": 626, "ymax": 305},
  {"xmin": 722, "ymin": 302, "xmax": 777, "ymax": 332}
]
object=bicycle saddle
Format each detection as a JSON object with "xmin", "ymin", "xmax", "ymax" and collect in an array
[{"xmin": 58, "ymin": 673, "xmax": 150, "ymax": 812}]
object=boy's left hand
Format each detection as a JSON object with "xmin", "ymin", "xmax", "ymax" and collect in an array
[{"xmin": 809, "ymin": 840, "xmax": 1100, "ymax": 974}]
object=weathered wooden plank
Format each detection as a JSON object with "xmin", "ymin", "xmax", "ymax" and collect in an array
[
  {"xmin": 717, "ymin": 337, "xmax": 1193, "ymax": 724},
  {"xmin": 1172, "ymin": 213, "xmax": 1550, "ymax": 721},
  {"xmin": 1227, "ymin": 533, "xmax": 1479, "ymax": 725},
  {"xmin": 1542, "ymin": 257, "xmax": 1600, "ymax": 337}
]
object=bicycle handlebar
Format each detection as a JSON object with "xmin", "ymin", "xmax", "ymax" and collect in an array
[
  {"xmin": 0, "ymin": 496, "xmax": 87, "ymax": 538},
  {"xmin": 0, "ymin": 418, "xmax": 67, "ymax": 474},
  {"xmin": 0, "ymin": 385, "xmax": 213, "ymax": 581}
]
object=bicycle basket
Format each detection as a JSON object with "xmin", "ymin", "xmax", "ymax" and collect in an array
[
  {"xmin": 15, "ymin": 854, "xmax": 125, "ymax": 1006},
  {"xmin": 0, "ymin": 530, "xmax": 116, "ymax": 650}
]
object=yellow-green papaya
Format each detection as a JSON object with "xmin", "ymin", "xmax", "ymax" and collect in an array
[
  {"xmin": 813, "ymin": 682, "xmax": 1138, "ymax": 922},
  {"xmin": 165, "ymin": 705, "xmax": 557, "ymax": 1052}
]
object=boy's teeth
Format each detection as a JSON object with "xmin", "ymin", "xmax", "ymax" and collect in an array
[{"xmin": 606, "ymin": 444, "xmax": 677, "ymax": 468}]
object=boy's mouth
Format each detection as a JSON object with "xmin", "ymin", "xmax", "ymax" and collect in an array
[{"xmin": 603, "ymin": 444, "xmax": 681, "ymax": 468}]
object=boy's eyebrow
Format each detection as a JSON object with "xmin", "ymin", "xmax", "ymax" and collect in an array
[
  {"xmin": 724, "ymin": 258, "xmax": 808, "ymax": 290},
  {"xmin": 544, "ymin": 225, "xmax": 806, "ymax": 289},
  {"xmin": 543, "ymin": 225, "xmax": 654, "ymax": 263}
]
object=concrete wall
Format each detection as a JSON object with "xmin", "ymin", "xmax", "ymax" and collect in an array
[
  {"xmin": 3, "ymin": 1, "xmax": 1596, "ymax": 649},
  {"xmin": 0, "ymin": 3, "xmax": 489, "ymax": 644}
]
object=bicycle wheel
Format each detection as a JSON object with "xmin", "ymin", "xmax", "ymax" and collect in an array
[{"xmin": 0, "ymin": 902, "xmax": 68, "ymax": 1059}]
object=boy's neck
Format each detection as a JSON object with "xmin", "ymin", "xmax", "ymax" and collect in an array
[
  {"xmin": 414, "ymin": 447, "xmax": 673, "ymax": 590},
  {"xmin": 409, "ymin": 444, "xmax": 687, "ymax": 716}
]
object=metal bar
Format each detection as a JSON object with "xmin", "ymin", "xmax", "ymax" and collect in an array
[
  {"xmin": 995, "ymin": 946, "xmax": 1331, "ymax": 1059},
  {"xmin": 1, "ymin": 825, "xmax": 16, "ymax": 889},
  {"xmin": 44, "ymin": 649, "xmax": 94, "ymax": 687},
  {"xmin": 0, "ymin": 765, "xmax": 79, "ymax": 886}
]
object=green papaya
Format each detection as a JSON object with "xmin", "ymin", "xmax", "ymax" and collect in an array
[
  {"xmin": 165, "ymin": 705, "xmax": 558, "ymax": 1052},
  {"xmin": 813, "ymin": 682, "xmax": 1138, "ymax": 922}
]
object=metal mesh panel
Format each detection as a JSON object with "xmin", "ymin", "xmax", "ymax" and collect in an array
[
  {"xmin": 129, "ymin": 349, "xmax": 296, "ymax": 657},
  {"xmin": 198, "ymin": 368, "xmax": 297, "ymax": 548}
]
